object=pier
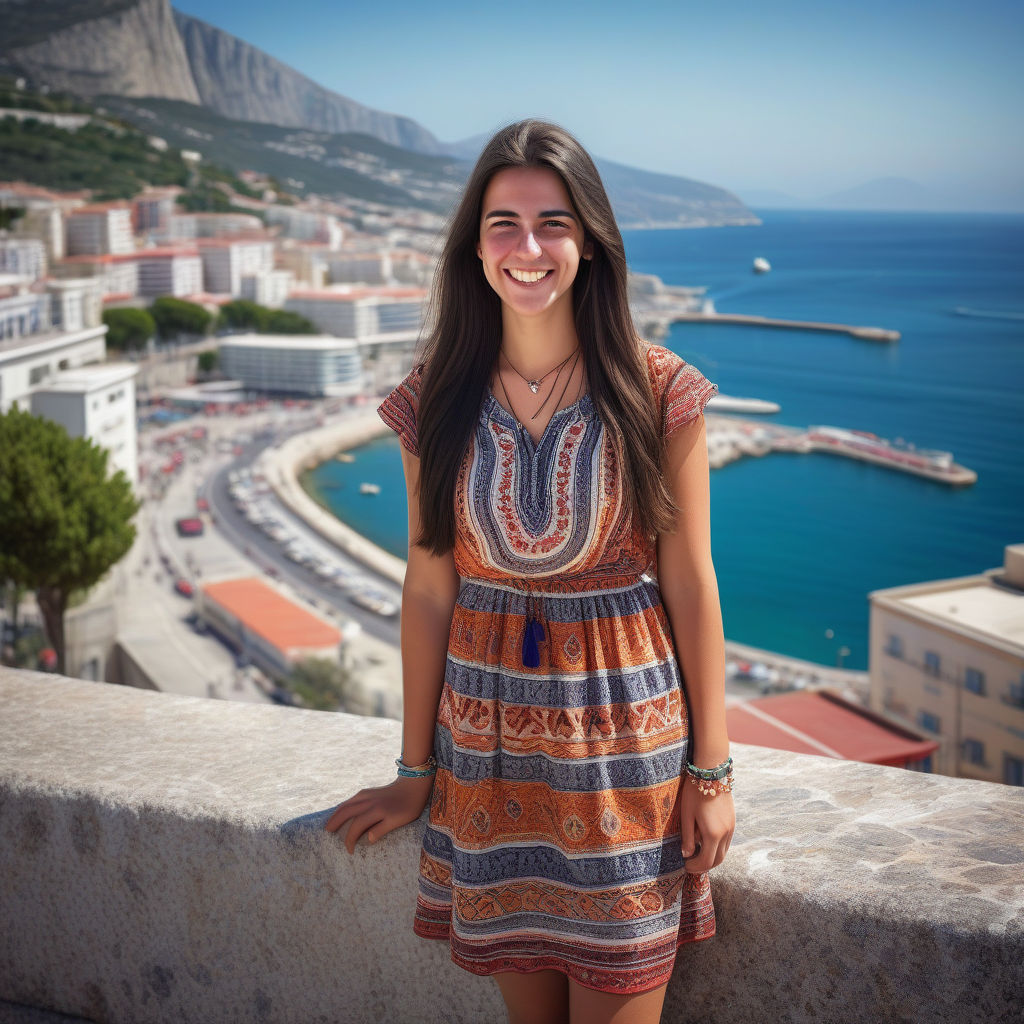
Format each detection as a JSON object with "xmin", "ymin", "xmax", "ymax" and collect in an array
[
  {"xmin": 671, "ymin": 311, "xmax": 900, "ymax": 342},
  {"xmin": 705, "ymin": 415, "xmax": 976, "ymax": 486}
]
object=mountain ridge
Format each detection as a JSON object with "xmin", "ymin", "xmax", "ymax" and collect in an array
[{"xmin": 0, "ymin": 0, "xmax": 757, "ymax": 225}]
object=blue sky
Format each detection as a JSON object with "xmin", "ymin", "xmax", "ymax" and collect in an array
[{"xmin": 173, "ymin": 0, "xmax": 1024, "ymax": 210}]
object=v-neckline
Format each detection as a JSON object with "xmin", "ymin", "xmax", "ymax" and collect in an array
[{"xmin": 484, "ymin": 389, "xmax": 592, "ymax": 451}]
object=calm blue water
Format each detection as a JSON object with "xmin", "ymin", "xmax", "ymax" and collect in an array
[{"xmin": 312, "ymin": 210, "xmax": 1024, "ymax": 669}]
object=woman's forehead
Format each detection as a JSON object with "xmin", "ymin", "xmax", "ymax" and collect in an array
[{"xmin": 481, "ymin": 166, "xmax": 575, "ymax": 216}]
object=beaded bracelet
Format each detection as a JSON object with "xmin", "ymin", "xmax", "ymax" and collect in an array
[
  {"xmin": 685, "ymin": 756, "xmax": 734, "ymax": 797},
  {"xmin": 395, "ymin": 751, "xmax": 437, "ymax": 778}
]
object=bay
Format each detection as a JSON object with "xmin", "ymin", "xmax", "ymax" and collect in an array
[{"xmin": 311, "ymin": 210, "xmax": 1024, "ymax": 669}]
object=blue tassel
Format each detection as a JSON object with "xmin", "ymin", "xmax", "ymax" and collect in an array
[{"xmin": 522, "ymin": 616, "xmax": 545, "ymax": 668}]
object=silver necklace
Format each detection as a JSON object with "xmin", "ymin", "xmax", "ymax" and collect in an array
[{"xmin": 500, "ymin": 347, "xmax": 577, "ymax": 395}]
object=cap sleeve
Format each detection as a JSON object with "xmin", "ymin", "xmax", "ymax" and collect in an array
[
  {"xmin": 646, "ymin": 344, "xmax": 718, "ymax": 442},
  {"xmin": 377, "ymin": 362, "xmax": 424, "ymax": 457}
]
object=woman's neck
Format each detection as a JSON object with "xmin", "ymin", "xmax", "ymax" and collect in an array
[{"xmin": 499, "ymin": 304, "xmax": 579, "ymax": 372}]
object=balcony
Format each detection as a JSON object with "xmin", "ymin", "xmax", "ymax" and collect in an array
[{"xmin": 1, "ymin": 668, "xmax": 1022, "ymax": 1023}]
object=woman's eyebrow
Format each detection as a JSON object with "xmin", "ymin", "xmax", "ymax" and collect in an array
[{"xmin": 484, "ymin": 209, "xmax": 578, "ymax": 220}]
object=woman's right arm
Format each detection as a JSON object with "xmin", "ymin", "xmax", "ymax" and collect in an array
[{"xmin": 324, "ymin": 445, "xmax": 460, "ymax": 854}]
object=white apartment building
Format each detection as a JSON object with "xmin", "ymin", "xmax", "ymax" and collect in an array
[
  {"xmin": 30, "ymin": 363, "xmax": 139, "ymax": 484},
  {"xmin": 66, "ymin": 205, "xmax": 134, "ymax": 256},
  {"xmin": 133, "ymin": 189, "xmax": 179, "ymax": 233},
  {"xmin": 868, "ymin": 544, "xmax": 1024, "ymax": 785},
  {"xmin": 0, "ymin": 237, "xmax": 47, "ymax": 280},
  {"xmin": 0, "ymin": 324, "xmax": 107, "ymax": 413},
  {"xmin": 59, "ymin": 255, "xmax": 139, "ymax": 300},
  {"xmin": 165, "ymin": 213, "xmax": 264, "ymax": 241},
  {"xmin": 283, "ymin": 287, "xmax": 425, "ymax": 339},
  {"xmin": 133, "ymin": 248, "xmax": 203, "ymax": 298},
  {"xmin": 277, "ymin": 245, "xmax": 329, "ymax": 288},
  {"xmin": 0, "ymin": 278, "xmax": 50, "ymax": 341},
  {"xmin": 10, "ymin": 204, "xmax": 65, "ymax": 261},
  {"xmin": 219, "ymin": 335, "xmax": 362, "ymax": 397},
  {"xmin": 326, "ymin": 252, "xmax": 391, "ymax": 286},
  {"xmin": 48, "ymin": 278, "xmax": 102, "ymax": 333},
  {"xmin": 390, "ymin": 249, "xmax": 433, "ymax": 287},
  {"xmin": 198, "ymin": 239, "xmax": 275, "ymax": 295},
  {"xmin": 266, "ymin": 206, "xmax": 343, "ymax": 247},
  {"xmin": 239, "ymin": 269, "xmax": 293, "ymax": 309}
]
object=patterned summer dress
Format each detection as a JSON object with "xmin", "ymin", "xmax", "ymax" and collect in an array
[{"xmin": 377, "ymin": 342, "xmax": 719, "ymax": 995}]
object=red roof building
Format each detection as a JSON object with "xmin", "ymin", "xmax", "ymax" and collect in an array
[{"xmin": 726, "ymin": 689, "xmax": 939, "ymax": 769}]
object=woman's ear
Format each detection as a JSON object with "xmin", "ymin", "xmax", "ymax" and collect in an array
[{"xmin": 583, "ymin": 239, "xmax": 594, "ymax": 261}]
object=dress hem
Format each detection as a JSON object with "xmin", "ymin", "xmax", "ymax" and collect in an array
[{"xmin": 413, "ymin": 920, "xmax": 717, "ymax": 996}]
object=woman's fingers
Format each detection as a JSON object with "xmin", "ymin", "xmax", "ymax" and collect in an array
[
  {"xmin": 343, "ymin": 809, "xmax": 386, "ymax": 854},
  {"xmin": 324, "ymin": 790, "xmax": 377, "ymax": 832}
]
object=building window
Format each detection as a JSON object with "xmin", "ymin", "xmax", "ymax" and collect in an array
[
  {"xmin": 885, "ymin": 634, "xmax": 903, "ymax": 659},
  {"xmin": 964, "ymin": 668, "xmax": 985, "ymax": 696},
  {"xmin": 962, "ymin": 739, "xmax": 985, "ymax": 765},
  {"xmin": 29, "ymin": 363, "xmax": 50, "ymax": 385},
  {"xmin": 923, "ymin": 650, "xmax": 941, "ymax": 678},
  {"xmin": 1006, "ymin": 679, "xmax": 1024, "ymax": 709},
  {"xmin": 1005, "ymin": 756, "xmax": 1024, "ymax": 787},
  {"xmin": 917, "ymin": 710, "xmax": 941, "ymax": 734},
  {"xmin": 906, "ymin": 755, "xmax": 933, "ymax": 774}
]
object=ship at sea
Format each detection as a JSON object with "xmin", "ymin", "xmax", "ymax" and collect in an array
[{"xmin": 805, "ymin": 426, "xmax": 977, "ymax": 485}]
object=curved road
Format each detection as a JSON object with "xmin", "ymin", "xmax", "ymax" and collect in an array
[{"xmin": 202, "ymin": 426, "xmax": 402, "ymax": 648}]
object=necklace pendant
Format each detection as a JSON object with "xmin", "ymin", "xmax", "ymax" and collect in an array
[{"xmin": 527, "ymin": 380, "xmax": 541, "ymax": 394}]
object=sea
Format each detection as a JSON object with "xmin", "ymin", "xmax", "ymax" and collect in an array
[{"xmin": 310, "ymin": 209, "xmax": 1024, "ymax": 670}]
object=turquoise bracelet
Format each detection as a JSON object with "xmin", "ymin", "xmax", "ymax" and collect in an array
[
  {"xmin": 396, "ymin": 747, "xmax": 437, "ymax": 778},
  {"xmin": 685, "ymin": 756, "xmax": 733, "ymax": 781}
]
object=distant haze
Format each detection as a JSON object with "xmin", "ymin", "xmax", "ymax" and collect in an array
[{"xmin": 171, "ymin": 0, "xmax": 1024, "ymax": 213}]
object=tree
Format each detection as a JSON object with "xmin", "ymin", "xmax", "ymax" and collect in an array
[
  {"xmin": 217, "ymin": 299, "xmax": 267, "ymax": 332},
  {"xmin": 102, "ymin": 307, "xmax": 155, "ymax": 350},
  {"xmin": 0, "ymin": 406, "xmax": 140, "ymax": 675},
  {"xmin": 149, "ymin": 297, "xmax": 212, "ymax": 340},
  {"xmin": 287, "ymin": 657, "xmax": 352, "ymax": 711},
  {"xmin": 217, "ymin": 300, "xmax": 316, "ymax": 335},
  {"xmin": 264, "ymin": 309, "xmax": 317, "ymax": 334},
  {"xmin": 197, "ymin": 350, "xmax": 219, "ymax": 374}
]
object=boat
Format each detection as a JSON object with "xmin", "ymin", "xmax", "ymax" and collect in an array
[
  {"xmin": 707, "ymin": 394, "xmax": 781, "ymax": 414},
  {"xmin": 359, "ymin": 482, "xmax": 381, "ymax": 495},
  {"xmin": 335, "ymin": 452, "xmax": 355, "ymax": 463},
  {"xmin": 752, "ymin": 257, "xmax": 771, "ymax": 274}
]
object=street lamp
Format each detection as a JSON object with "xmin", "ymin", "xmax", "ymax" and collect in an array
[{"xmin": 837, "ymin": 645, "xmax": 851, "ymax": 669}]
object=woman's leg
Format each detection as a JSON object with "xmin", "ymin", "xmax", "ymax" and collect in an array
[
  {"xmin": 493, "ymin": 969, "xmax": 570, "ymax": 1024},
  {"xmin": 568, "ymin": 978, "xmax": 669, "ymax": 1024}
]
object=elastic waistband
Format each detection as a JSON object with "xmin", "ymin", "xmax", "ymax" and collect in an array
[{"xmin": 459, "ymin": 573, "xmax": 654, "ymax": 599}]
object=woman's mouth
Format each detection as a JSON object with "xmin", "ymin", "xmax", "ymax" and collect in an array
[{"xmin": 505, "ymin": 268, "xmax": 553, "ymax": 285}]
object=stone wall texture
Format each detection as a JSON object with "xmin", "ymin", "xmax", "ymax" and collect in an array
[{"xmin": 1, "ymin": 669, "xmax": 1022, "ymax": 1023}]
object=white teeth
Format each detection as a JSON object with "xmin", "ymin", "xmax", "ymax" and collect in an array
[{"xmin": 508, "ymin": 268, "xmax": 549, "ymax": 283}]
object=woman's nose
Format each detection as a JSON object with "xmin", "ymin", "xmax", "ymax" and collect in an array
[{"xmin": 516, "ymin": 231, "xmax": 543, "ymax": 258}]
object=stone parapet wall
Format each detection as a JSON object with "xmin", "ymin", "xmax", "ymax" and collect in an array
[{"xmin": 1, "ymin": 669, "xmax": 1022, "ymax": 1023}]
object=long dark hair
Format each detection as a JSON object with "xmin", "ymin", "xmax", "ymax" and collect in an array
[{"xmin": 414, "ymin": 119, "xmax": 677, "ymax": 554}]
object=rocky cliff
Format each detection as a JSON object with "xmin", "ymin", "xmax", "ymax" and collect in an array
[
  {"xmin": 173, "ymin": 11, "xmax": 444, "ymax": 155},
  {"xmin": 4, "ymin": 0, "xmax": 200, "ymax": 105}
]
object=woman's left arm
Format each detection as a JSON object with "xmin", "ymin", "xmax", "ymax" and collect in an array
[{"xmin": 656, "ymin": 411, "xmax": 735, "ymax": 873}]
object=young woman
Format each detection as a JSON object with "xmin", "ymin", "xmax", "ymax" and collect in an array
[{"xmin": 325, "ymin": 120, "xmax": 735, "ymax": 1024}]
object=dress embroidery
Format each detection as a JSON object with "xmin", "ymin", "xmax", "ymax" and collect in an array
[{"xmin": 377, "ymin": 343, "xmax": 719, "ymax": 995}]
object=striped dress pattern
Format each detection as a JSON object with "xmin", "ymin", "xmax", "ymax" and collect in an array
[{"xmin": 377, "ymin": 343, "xmax": 719, "ymax": 995}]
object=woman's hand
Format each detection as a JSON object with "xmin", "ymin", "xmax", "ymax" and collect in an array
[
  {"xmin": 324, "ymin": 775, "xmax": 435, "ymax": 854},
  {"xmin": 680, "ymin": 779, "xmax": 735, "ymax": 874}
]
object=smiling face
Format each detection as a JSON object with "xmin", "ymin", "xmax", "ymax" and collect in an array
[{"xmin": 477, "ymin": 165, "xmax": 592, "ymax": 322}]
